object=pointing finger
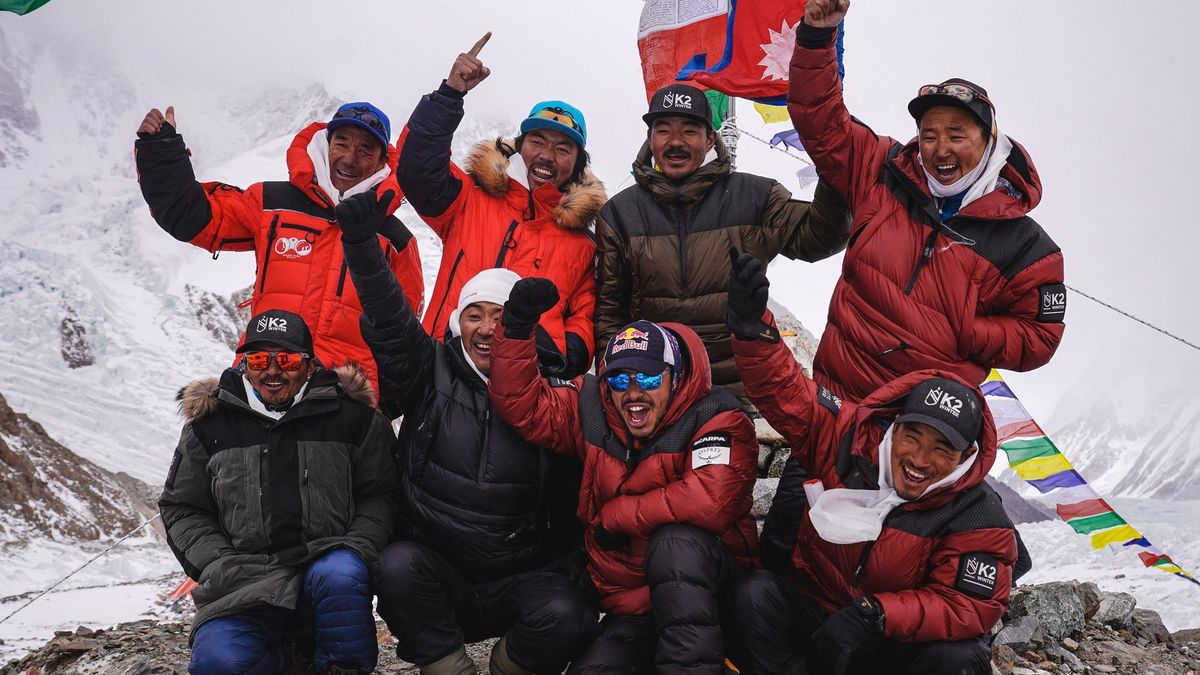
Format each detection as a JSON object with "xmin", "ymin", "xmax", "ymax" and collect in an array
[{"xmin": 467, "ymin": 31, "xmax": 492, "ymax": 58}]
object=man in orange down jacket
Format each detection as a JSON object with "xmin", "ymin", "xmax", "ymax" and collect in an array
[
  {"xmin": 397, "ymin": 34, "xmax": 604, "ymax": 378},
  {"xmin": 488, "ymin": 277, "xmax": 758, "ymax": 674},
  {"xmin": 761, "ymin": 0, "xmax": 1066, "ymax": 574},
  {"xmin": 722, "ymin": 251, "xmax": 1015, "ymax": 675},
  {"xmin": 134, "ymin": 102, "xmax": 424, "ymax": 390}
]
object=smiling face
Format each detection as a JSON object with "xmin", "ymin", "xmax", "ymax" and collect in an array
[
  {"xmin": 518, "ymin": 127, "xmax": 579, "ymax": 191},
  {"xmin": 649, "ymin": 116, "xmax": 715, "ymax": 180},
  {"xmin": 459, "ymin": 301, "xmax": 503, "ymax": 375},
  {"xmin": 609, "ymin": 368, "xmax": 673, "ymax": 439},
  {"xmin": 919, "ymin": 106, "xmax": 988, "ymax": 186},
  {"xmin": 327, "ymin": 126, "xmax": 387, "ymax": 193},
  {"xmin": 890, "ymin": 421, "xmax": 974, "ymax": 500},
  {"xmin": 243, "ymin": 341, "xmax": 316, "ymax": 408}
]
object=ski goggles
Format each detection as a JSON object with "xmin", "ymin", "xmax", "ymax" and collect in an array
[
  {"xmin": 331, "ymin": 106, "xmax": 388, "ymax": 135},
  {"xmin": 532, "ymin": 106, "xmax": 583, "ymax": 132},
  {"xmin": 916, "ymin": 83, "xmax": 993, "ymax": 110},
  {"xmin": 605, "ymin": 370, "xmax": 666, "ymax": 393},
  {"xmin": 244, "ymin": 351, "xmax": 310, "ymax": 372}
]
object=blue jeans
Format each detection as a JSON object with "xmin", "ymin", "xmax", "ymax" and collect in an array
[{"xmin": 190, "ymin": 548, "xmax": 376, "ymax": 674}]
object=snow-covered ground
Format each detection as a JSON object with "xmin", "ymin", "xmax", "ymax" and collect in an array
[{"xmin": 1018, "ymin": 497, "xmax": 1200, "ymax": 632}]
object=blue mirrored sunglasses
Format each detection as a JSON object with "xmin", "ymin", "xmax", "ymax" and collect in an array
[{"xmin": 605, "ymin": 370, "xmax": 665, "ymax": 393}]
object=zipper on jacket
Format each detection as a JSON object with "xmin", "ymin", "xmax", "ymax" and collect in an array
[
  {"xmin": 430, "ymin": 249, "xmax": 466, "ymax": 335},
  {"xmin": 902, "ymin": 227, "xmax": 941, "ymax": 295},
  {"xmin": 258, "ymin": 215, "xmax": 281, "ymax": 294},
  {"xmin": 853, "ymin": 540, "xmax": 877, "ymax": 585},
  {"xmin": 335, "ymin": 260, "xmax": 348, "ymax": 297},
  {"xmin": 494, "ymin": 220, "xmax": 520, "ymax": 267},
  {"xmin": 213, "ymin": 237, "xmax": 254, "ymax": 260},
  {"xmin": 674, "ymin": 203, "xmax": 689, "ymax": 298},
  {"xmin": 878, "ymin": 342, "xmax": 910, "ymax": 357},
  {"xmin": 280, "ymin": 223, "xmax": 323, "ymax": 236}
]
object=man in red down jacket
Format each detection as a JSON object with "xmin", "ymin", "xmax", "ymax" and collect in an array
[
  {"xmin": 760, "ymin": 0, "xmax": 1066, "ymax": 575},
  {"xmin": 398, "ymin": 37, "xmax": 604, "ymax": 378},
  {"xmin": 723, "ymin": 252, "xmax": 1015, "ymax": 675},
  {"xmin": 488, "ymin": 277, "xmax": 758, "ymax": 675},
  {"xmin": 134, "ymin": 102, "xmax": 424, "ymax": 391}
]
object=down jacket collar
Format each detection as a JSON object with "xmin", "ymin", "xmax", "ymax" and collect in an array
[
  {"xmin": 284, "ymin": 122, "xmax": 403, "ymax": 212},
  {"xmin": 595, "ymin": 322, "xmax": 715, "ymax": 450},
  {"xmin": 891, "ymin": 134, "xmax": 1043, "ymax": 221},
  {"xmin": 843, "ymin": 369, "xmax": 998, "ymax": 510},
  {"xmin": 631, "ymin": 136, "xmax": 733, "ymax": 207},
  {"xmin": 177, "ymin": 363, "xmax": 376, "ymax": 421},
  {"xmin": 464, "ymin": 138, "xmax": 606, "ymax": 231}
]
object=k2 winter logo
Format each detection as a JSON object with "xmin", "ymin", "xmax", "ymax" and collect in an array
[
  {"xmin": 661, "ymin": 92, "xmax": 693, "ymax": 110},
  {"xmin": 257, "ymin": 317, "xmax": 289, "ymax": 333},
  {"xmin": 924, "ymin": 386, "xmax": 963, "ymax": 418},
  {"xmin": 956, "ymin": 552, "xmax": 999, "ymax": 598},
  {"xmin": 273, "ymin": 237, "xmax": 313, "ymax": 259},
  {"xmin": 1037, "ymin": 283, "xmax": 1067, "ymax": 323}
]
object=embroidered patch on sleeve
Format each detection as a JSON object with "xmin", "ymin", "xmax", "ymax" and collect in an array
[
  {"xmin": 691, "ymin": 433, "xmax": 733, "ymax": 469},
  {"xmin": 1036, "ymin": 283, "xmax": 1067, "ymax": 323},
  {"xmin": 817, "ymin": 386, "xmax": 842, "ymax": 416},
  {"xmin": 548, "ymin": 377, "xmax": 577, "ymax": 390},
  {"xmin": 955, "ymin": 552, "xmax": 1000, "ymax": 599}
]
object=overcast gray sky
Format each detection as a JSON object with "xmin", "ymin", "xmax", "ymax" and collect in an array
[{"xmin": 9, "ymin": 0, "xmax": 1200, "ymax": 419}]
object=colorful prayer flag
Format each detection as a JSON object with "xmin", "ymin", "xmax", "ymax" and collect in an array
[
  {"xmin": 770, "ymin": 129, "xmax": 805, "ymax": 153},
  {"xmin": 982, "ymin": 370, "xmax": 1200, "ymax": 587},
  {"xmin": 637, "ymin": 0, "xmax": 730, "ymax": 103},
  {"xmin": 753, "ymin": 102, "xmax": 790, "ymax": 124}
]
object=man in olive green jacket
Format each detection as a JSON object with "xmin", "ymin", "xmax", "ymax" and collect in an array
[{"xmin": 595, "ymin": 84, "xmax": 851, "ymax": 402}]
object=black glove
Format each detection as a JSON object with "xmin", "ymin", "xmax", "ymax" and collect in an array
[
  {"xmin": 813, "ymin": 596, "xmax": 882, "ymax": 675},
  {"xmin": 546, "ymin": 547, "xmax": 592, "ymax": 590},
  {"xmin": 336, "ymin": 189, "xmax": 395, "ymax": 244},
  {"xmin": 727, "ymin": 246, "xmax": 779, "ymax": 342},
  {"xmin": 593, "ymin": 524, "xmax": 631, "ymax": 551},
  {"xmin": 502, "ymin": 277, "xmax": 560, "ymax": 340}
]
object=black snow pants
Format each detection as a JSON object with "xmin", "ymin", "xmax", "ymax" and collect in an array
[
  {"xmin": 374, "ymin": 541, "xmax": 598, "ymax": 672},
  {"xmin": 568, "ymin": 524, "xmax": 744, "ymax": 675},
  {"xmin": 727, "ymin": 570, "xmax": 992, "ymax": 675}
]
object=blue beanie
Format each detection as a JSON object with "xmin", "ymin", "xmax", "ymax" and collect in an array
[
  {"xmin": 327, "ymin": 102, "xmax": 391, "ymax": 151},
  {"xmin": 520, "ymin": 100, "xmax": 587, "ymax": 149}
]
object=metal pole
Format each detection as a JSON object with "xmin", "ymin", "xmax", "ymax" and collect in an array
[{"xmin": 721, "ymin": 97, "xmax": 740, "ymax": 170}]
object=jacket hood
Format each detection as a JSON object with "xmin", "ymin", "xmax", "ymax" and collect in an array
[
  {"xmin": 285, "ymin": 122, "xmax": 403, "ymax": 211},
  {"xmin": 894, "ymin": 134, "xmax": 1042, "ymax": 220},
  {"xmin": 177, "ymin": 363, "xmax": 377, "ymax": 421},
  {"xmin": 848, "ymin": 369, "xmax": 997, "ymax": 506},
  {"xmin": 596, "ymin": 322, "xmax": 714, "ymax": 446},
  {"xmin": 463, "ymin": 138, "xmax": 606, "ymax": 231},
  {"xmin": 631, "ymin": 136, "xmax": 732, "ymax": 206}
]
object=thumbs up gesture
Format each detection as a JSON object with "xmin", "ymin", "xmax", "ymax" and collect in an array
[{"xmin": 137, "ymin": 106, "xmax": 177, "ymax": 138}]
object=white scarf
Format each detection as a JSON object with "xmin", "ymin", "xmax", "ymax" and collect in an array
[
  {"xmin": 242, "ymin": 376, "xmax": 307, "ymax": 420},
  {"xmin": 459, "ymin": 341, "xmax": 489, "ymax": 383},
  {"xmin": 922, "ymin": 130, "xmax": 1015, "ymax": 210},
  {"xmin": 807, "ymin": 425, "xmax": 979, "ymax": 545},
  {"xmin": 307, "ymin": 131, "xmax": 391, "ymax": 204}
]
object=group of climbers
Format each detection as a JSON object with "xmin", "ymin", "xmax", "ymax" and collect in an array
[{"xmin": 143, "ymin": 1, "xmax": 1066, "ymax": 672}]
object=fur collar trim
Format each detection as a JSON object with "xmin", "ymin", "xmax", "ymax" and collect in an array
[
  {"xmin": 177, "ymin": 363, "xmax": 377, "ymax": 420},
  {"xmin": 463, "ymin": 138, "xmax": 606, "ymax": 231}
]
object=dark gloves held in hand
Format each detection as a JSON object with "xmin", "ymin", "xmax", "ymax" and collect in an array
[
  {"xmin": 813, "ymin": 596, "xmax": 883, "ymax": 675},
  {"xmin": 726, "ymin": 246, "xmax": 780, "ymax": 342},
  {"xmin": 593, "ymin": 524, "xmax": 631, "ymax": 551},
  {"xmin": 547, "ymin": 547, "xmax": 592, "ymax": 590},
  {"xmin": 502, "ymin": 277, "xmax": 559, "ymax": 339},
  {"xmin": 336, "ymin": 189, "xmax": 395, "ymax": 244}
]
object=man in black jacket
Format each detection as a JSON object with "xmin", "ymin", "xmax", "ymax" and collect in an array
[
  {"xmin": 160, "ymin": 309, "xmax": 397, "ymax": 675},
  {"xmin": 337, "ymin": 192, "xmax": 597, "ymax": 675}
]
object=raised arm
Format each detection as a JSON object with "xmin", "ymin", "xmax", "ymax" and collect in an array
[
  {"xmin": 135, "ymin": 107, "xmax": 260, "ymax": 251},
  {"xmin": 396, "ymin": 34, "xmax": 491, "ymax": 236},
  {"xmin": 560, "ymin": 260, "xmax": 597, "ymax": 378},
  {"xmin": 771, "ymin": 178, "xmax": 852, "ymax": 262},
  {"xmin": 338, "ymin": 191, "xmax": 437, "ymax": 415},
  {"xmin": 489, "ymin": 278, "xmax": 587, "ymax": 457}
]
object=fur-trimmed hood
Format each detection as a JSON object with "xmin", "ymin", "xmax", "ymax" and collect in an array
[
  {"xmin": 463, "ymin": 138, "xmax": 606, "ymax": 231},
  {"xmin": 177, "ymin": 363, "xmax": 377, "ymax": 421}
]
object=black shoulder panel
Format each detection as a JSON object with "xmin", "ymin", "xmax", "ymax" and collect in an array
[
  {"xmin": 949, "ymin": 216, "xmax": 1060, "ymax": 281},
  {"xmin": 885, "ymin": 482, "xmax": 1014, "ymax": 538},
  {"xmin": 261, "ymin": 181, "xmax": 333, "ymax": 221}
]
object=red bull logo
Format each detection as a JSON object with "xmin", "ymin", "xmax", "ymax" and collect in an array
[{"xmin": 611, "ymin": 327, "xmax": 650, "ymax": 354}]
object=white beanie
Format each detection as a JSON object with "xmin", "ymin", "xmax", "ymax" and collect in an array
[{"xmin": 448, "ymin": 268, "xmax": 522, "ymax": 337}]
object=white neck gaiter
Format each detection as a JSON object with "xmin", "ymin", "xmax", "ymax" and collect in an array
[
  {"xmin": 807, "ymin": 425, "xmax": 979, "ymax": 545},
  {"xmin": 243, "ymin": 376, "xmax": 307, "ymax": 420},
  {"xmin": 307, "ymin": 131, "xmax": 391, "ymax": 204}
]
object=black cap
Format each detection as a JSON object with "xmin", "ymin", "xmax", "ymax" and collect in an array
[
  {"xmin": 642, "ymin": 84, "xmax": 713, "ymax": 130},
  {"xmin": 908, "ymin": 78, "xmax": 994, "ymax": 136},
  {"xmin": 895, "ymin": 377, "xmax": 983, "ymax": 452},
  {"xmin": 236, "ymin": 309, "xmax": 313, "ymax": 354},
  {"xmin": 600, "ymin": 320, "xmax": 682, "ymax": 378}
]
